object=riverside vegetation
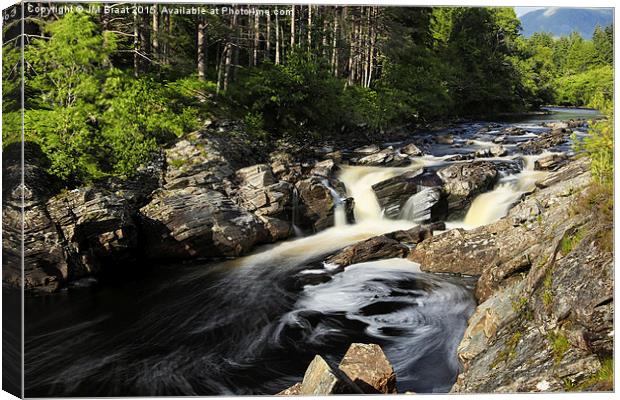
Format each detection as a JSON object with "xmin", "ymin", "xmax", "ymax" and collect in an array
[{"xmin": 1, "ymin": 4, "xmax": 614, "ymax": 396}]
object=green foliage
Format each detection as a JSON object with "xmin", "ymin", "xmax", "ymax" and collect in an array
[
  {"xmin": 20, "ymin": 12, "xmax": 200, "ymax": 183},
  {"xmin": 548, "ymin": 330, "xmax": 571, "ymax": 363}
]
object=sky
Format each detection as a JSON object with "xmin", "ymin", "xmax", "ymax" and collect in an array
[{"xmin": 514, "ymin": 7, "xmax": 545, "ymax": 16}]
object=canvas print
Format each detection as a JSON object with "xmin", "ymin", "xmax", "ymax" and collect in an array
[{"xmin": 1, "ymin": 1, "xmax": 614, "ymax": 397}]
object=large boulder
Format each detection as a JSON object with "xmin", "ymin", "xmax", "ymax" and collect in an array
[
  {"xmin": 371, "ymin": 169, "xmax": 446, "ymax": 220},
  {"xmin": 236, "ymin": 164, "xmax": 294, "ymax": 241},
  {"xmin": 2, "ymin": 143, "xmax": 68, "ymax": 292},
  {"xmin": 400, "ymin": 143, "xmax": 423, "ymax": 156},
  {"xmin": 339, "ymin": 343, "xmax": 397, "ymax": 394},
  {"xmin": 295, "ymin": 177, "xmax": 354, "ymax": 231},
  {"xmin": 139, "ymin": 187, "xmax": 267, "ymax": 260},
  {"xmin": 437, "ymin": 161, "xmax": 499, "ymax": 213},
  {"xmin": 47, "ymin": 187, "xmax": 138, "ymax": 276}
]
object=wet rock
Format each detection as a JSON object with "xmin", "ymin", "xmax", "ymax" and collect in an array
[
  {"xmin": 517, "ymin": 128, "xmax": 570, "ymax": 155},
  {"xmin": 326, "ymin": 235, "xmax": 408, "ymax": 267},
  {"xmin": 436, "ymin": 134, "xmax": 454, "ymax": 145},
  {"xmin": 310, "ymin": 159, "xmax": 337, "ymax": 178},
  {"xmin": 490, "ymin": 145, "xmax": 507, "ymax": 157},
  {"xmin": 356, "ymin": 147, "xmax": 409, "ymax": 167},
  {"xmin": 385, "ymin": 223, "xmax": 443, "ymax": 245},
  {"xmin": 501, "ymin": 127, "xmax": 527, "ymax": 136},
  {"xmin": 475, "ymin": 148, "xmax": 492, "ymax": 158},
  {"xmin": 534, "ymin": 153, "xmax": 568, "ymax": 171},
  {"xmin": 295, "ymin": 177, "xmax": 354, "ymax": 231},
  {"xmin": 493, "ymin": 135, "xmax": 507, "ymax": 144},
  {"xmin": 324, "ymin": 150, "xmax": 343, "ymax": 163},
  {"xmin": 353, "ymin": 144, "xmax": 381, "ymax": 156},
  {"xmin": 400, "ymin": 143, "xmax": 423, "ymax": 156},
  {"xmin": 298, "ymin": 355, "xmax": 362, "ymax": 395},
  {"xmin": 2, "ymin": 143, "xmax": 67, "ymax": 292},
  {"xmin": 398, "ymin": 187, "xmax": 447, "ymax": 223},
  {"xmin": 139, "ymin": 187, "xmax": 267, "ymax": 260},
  {"xmin": 372, "ymin": 169, "xmax": 445, "ymax": 220},
  {"xmin": 445, "ymin": 153, "xmax": 475, "ymax": 162},
  {"xmin": 437, "ymin": 161, "xmax": 499, "ymax": 212},
  {"xmin": 339, "ymin": 343, "xmax": 397, "ymax": 394},
  {"xmin": 47, "ymin": 187, "xmax": 138, "ymax": 276}
]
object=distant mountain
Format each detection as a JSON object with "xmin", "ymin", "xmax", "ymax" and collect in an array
[{"xmin": 519, "ymin": 8, "xmax": 613, "ymax": 38}]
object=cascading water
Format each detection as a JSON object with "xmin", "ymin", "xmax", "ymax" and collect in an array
[
  {"xmin": 461, "ymin": 153, "xmax": 550, "ymax": 228},
  {"xmin": 320, "ymin": 179, "xmax": 348, "ymax": 227}
]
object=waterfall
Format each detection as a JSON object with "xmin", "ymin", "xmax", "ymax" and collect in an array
[
  {"xmin": 338, "ymin": 166, "xmax": 402, "ymax": 221},
  {"xmin": 462, "ymin": 153, "xmax": 550, "ymax": 228},
  {"xmin": 291, "ymin": 187, "xmax": 304, "ymax": 236},
  {"xmin": 320, "ymin": 179, "xmax": 348, "ymax": 227}
]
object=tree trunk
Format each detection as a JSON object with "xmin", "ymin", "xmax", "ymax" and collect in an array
[
  {"xmin": 307, "ymin": 5, "xmax": 312, "ymax": 51},
  {"xmin": 197, "ymin": 21, "xmax": 206, "ymax": 80},
  {"xmin": 275, "ymin": 8, "xmax": 281, "ymax": 64},
  {"xmin": 133, "ymin": 7, "xmax": 139, "ymax": 77},
  {"xmin": 266, "ymin": 10, "xmax": 271, "ymax": 60},
  {"xmin": 290, "ymin": 5, "xmax": 295, "ymax": 48},
  {"xmin": 331, "ymin": 8, "xmax": 339, "ymax": 76},
  {"xmin": 253, "ymin": 11, "xmax": 260, "ymax": 66},
  {"xmin": 152, "ymin": 4, "xmax": 159, "ymax": 61}
]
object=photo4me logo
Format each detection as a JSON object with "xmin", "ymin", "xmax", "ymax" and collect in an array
[{"xmin": 26, "ymin": 3, "xmax": 292, "ymax": 17}]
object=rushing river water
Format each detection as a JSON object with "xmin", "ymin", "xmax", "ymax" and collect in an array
[{"xmin": 24, "ymin": 109, "xmax": 596, "ymax": 396}]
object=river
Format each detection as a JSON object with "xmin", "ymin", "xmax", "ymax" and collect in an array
[{"xmin": 23, "ymin": 108, "xmax": 596, "ymax": 396}]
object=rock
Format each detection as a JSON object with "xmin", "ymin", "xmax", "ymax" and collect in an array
[
  {"xmin": 534, "ymin": 153, "xmax": 568, "ymax": 171},
  {"xmin": 339, "ymin": 343, "xmax": 397, "ymax": 394},
  {"xmin": 445, "ymin": 153, "xmax": 475, "ymax": 162},
  {"xmin": 295, "ymin": 177, "xmax": 354, "ymax": 231},
  {"xmin": 501, "ymin": 127, "xmax": 527, "ymax": 136},
  {"xmin": 2, "ymin": 143, "xmax": 67, "ymax": 292},
  {"xmin": 398, "ymin": 187, "xmax": 447, "ymax": 223},
  {"xmin": 299, "ymin": 355, "xmax": 362, "ymax": 395},
  {"xmin": 276, "ymin": 383, "xmax": 302, "ymax": 395},
  {"xmin": 270, "ymin": 151, "xmax": 303, "ymax": 183},
  {"xmin": 324, "ymin": 150, "xmax": 343, "ymax": 162},
  {"xmin": 437, "ymin": 162, "xmax": 499, "ymax": 213},
  {"xmin": 372, "ymin": 169, "xmax": 445, "ymax": 219},
  {"xmin": 490, "ymin": 145, "xmax": 507, "ymax": 157},
  {"xmin": 238, "ymin": 179, "xmax": 294, "ymax": 241},
  {"xmin": 326, "ymin": 235, "xmax": 409, "ymax": 267},
  {"xmin": 493, "ymin": 135, "xmax": 507, "ymax": 144},
  {"xmin": 535, "ymin": 158, "xmax": 589, "ymax": 188},
  {"xmin": 385, "ymin": 223, "xmax": 443, "ymax": 245},
  {"xmin": 139, "ymin": 187, "xmax": 267, "ymax": 260},
  {"xmin": 356, "ymin": 147, "xmax": 409, "ymax": 167},
  {"xmin": 353, "ymin": 144, "xmax": 381, "ymax": 155},
  {"xmin": 400, "ymin": 143, "xmax": 423, "ymax": 156},
  {"xmin": 235, "ymin": 164, "xmax": 276, "ymax": 188},
  {"xmin": 475, "ymin": 148, "xmax": 491, "ymax": 158},
  {"xmin": 436, "ymin": 134, "xmax": 454, "ymax": 144},
  {"xmin": 518, "ymin": 128, "xmax": 570, "ymax": 155},
  {"xmin": 47, "ymin": 187, "xmax": 138, "ymax": 276},
  {"xmin": 310, "ymin": 159, "xmax": 337, "ymax": 178}
]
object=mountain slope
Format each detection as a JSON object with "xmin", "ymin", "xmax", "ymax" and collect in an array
[{"xmin": 520, "ymin": 8, "xmax": 613, "ymax": 38}]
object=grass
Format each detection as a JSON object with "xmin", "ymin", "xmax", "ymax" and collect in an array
[
  {"xmin": 547, "ymin": 330, "xmax": 570, "ymax": 364},
  {"xmin": 492, "ymin": 331, "xmax": 523, "ymax": 368},
  {"xmin": 564, "ymin": 356, "xmax": 613, "ymax": 391},
  {"xmin": 560, "ymin": 229, "xmax": 584, "ymax": 255}
]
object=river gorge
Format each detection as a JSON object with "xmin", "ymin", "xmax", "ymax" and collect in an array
[{"xmin": 5, "ymin": 108, "xmax": 611, "ymax": 396}]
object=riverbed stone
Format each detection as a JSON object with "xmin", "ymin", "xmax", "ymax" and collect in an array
[
  {"xmin": 326, "ymin": 235, "xmax": 409, "ymax": 267},
  {"xmin": 400, "ymin": 143, "xmax": 423, "ymax": 156},
  {"xmin": 339, "ymin": 343, "xmax": 397, "ymax": 394},
  {"xmin": 356, "ymin": 147, "xmax": 409, "ymax": 167},
  {"xmin": 437, "ymin": 161, "xmax": 499, "ymax": 213},
  {"xmin": 534, "ymin": 153, "xmax": 568, "ymax": 171},
  {"xmin": 295, "ymin": 177, "xmax": 354, "ymax": 231},
  {"xmin": 299, "ymin": 355, "xmax": 362, "ymax": 395}
]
